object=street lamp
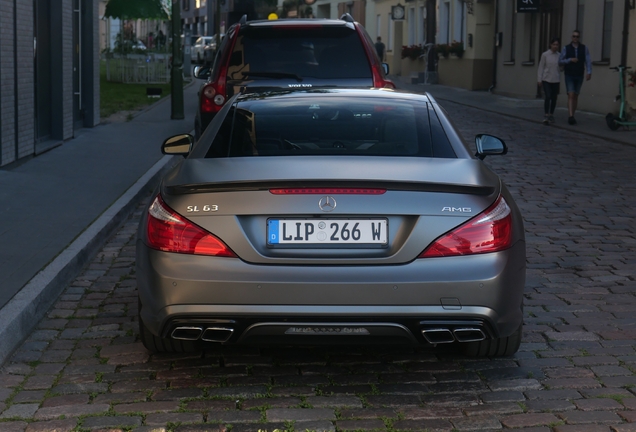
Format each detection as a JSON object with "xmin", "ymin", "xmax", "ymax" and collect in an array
[{"xmin": 171, "ymin": 0, "xmax": 184, "ymax": 119}]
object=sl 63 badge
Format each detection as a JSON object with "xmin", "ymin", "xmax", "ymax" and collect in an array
[{"xmin": 186, "ymin": 205, "xmax": 219, "ymax": 213}]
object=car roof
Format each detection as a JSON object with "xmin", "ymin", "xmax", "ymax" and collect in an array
[
  {"xmin": 242, "ymin": 18, "xmax": 355, "ymax": 29},
  {"xmin": 235, "ymin": 88, "xmax": 433, "ymax": 104}
]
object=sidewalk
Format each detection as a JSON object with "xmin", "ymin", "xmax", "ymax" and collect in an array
[
  {"xmin": 0, "ymin": 82, "xmax": 199, "ymax": 365},
  {"xmin": 391, "ymin": 75, "xmax": 635, "ymax": 147}
]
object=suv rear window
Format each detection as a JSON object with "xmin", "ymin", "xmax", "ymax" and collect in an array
[
  {"xmin": 227, "ymin": 26, "xmax": 372, "ymax": 81},
  {"xmin": 205, "ymin": 94, "xmax": 456, "ymax": 158}
]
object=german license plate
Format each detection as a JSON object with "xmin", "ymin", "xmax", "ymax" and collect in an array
[{"xmin": 267, "ymin": 219, "xmax": 388, "ymax": 246}]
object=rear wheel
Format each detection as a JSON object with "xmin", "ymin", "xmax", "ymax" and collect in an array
[
  {"xmin": 462, "ymin": 324, "xmax": 522, "ymax": 358},
  {"xmin": 606, "ymin": 113, "xmax": 621, "ymax": 130},
  {"xmin": 138, "ymin": 298, "xmax": 199, "ymax": 353}
]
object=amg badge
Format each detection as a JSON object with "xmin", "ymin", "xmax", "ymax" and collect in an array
[{"xmin": 442, "ymin": 207, "xmax": 472, "ymax": 213}]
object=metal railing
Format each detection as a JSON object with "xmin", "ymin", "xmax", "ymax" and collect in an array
[{"xmin": 104, "ymin": 54, "xmax": 170, "ymax": 84}]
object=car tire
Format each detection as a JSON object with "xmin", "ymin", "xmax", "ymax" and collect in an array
[
  {"xmin": 605, "ymin": 113, "xmax": 621, "ymax": 131},
  {"xmin": 138, "ymin": 299, "xmax": 199, "ymax": 353},
  {"xmin": 462, "ymin": 324, "xmax": 522, "ymax": 358}
]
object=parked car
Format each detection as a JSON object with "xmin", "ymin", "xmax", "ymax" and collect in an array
[
  {"xmin": 137, "ymin": 88, "xmax": 526, "ymax": 357},
  {"xmin": 202, "ymin": 34, "xmax": 225, "ymax": 64},
  {"xmin": 180, "ymin": 34, "xmax": 201, "ymax": 57},
  {"xmin": 192, "ymin": 14, "xmax": 395, "ymax": 140},
  {"xmin": 191, "ymin": 36, "xmax": 214, "ymax": 63}
]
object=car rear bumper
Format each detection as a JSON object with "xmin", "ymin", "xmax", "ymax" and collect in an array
[{"xmin": 136, "ymin": 239, "xmax": 525, "ymax": 344}]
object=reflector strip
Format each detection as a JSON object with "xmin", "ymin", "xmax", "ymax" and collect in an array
[{"xmin": 270, "ymin": 188, "xmax": 386, "ymax": 195}]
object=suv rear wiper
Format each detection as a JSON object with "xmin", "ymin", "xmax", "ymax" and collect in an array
[{"xmin": 242, "ymin": 71, "xmax": 303, "ymax": 82}]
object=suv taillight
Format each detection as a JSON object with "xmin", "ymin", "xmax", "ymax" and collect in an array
[
  {"xmin": 200, "ymin": 83, "xmax": 226, "ymax": 114},
  {"xmin": 371, "ymin": 63, "xmax": 396, "ymax": 89},
  {"xmin": 419, "ymin": 196, "xmax": 513, "ymax": 258},
  {"xmin": 146, "ymin": 195, "xmax": 237, "ymax": 257}
]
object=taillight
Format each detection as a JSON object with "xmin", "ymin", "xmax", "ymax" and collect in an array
[
  {"xmin": 146, "ymin": 195, "xmax": 236, "ymax": 257},
  {"xmin": 419, "ymin": 196, "xmax": 513, "ymax": 258},
  {"xmin": 200, "ymin": 83, "xmax": 225, "ymax": 114},
  {"xmin": 270, "ymin": 188, "xmax": 386, "ymax": 195},
  {"xmin": 371, "ymin": 64, "xmax": 395, "ymax": 89}
]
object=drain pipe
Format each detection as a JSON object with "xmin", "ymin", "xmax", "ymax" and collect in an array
[
  {"xmin": 489, "ymin": 0, "xmax": 499, "ymax": 92},
  {"xmin": 620, "ymin": 0, "xmax": 629, "ymax": 67}
]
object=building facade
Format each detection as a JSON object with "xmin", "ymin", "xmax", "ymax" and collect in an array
[
  {"xmin": 0, "ymin": 0, "xmax": 100, "ymax": 168},
  {"xmin": 371, "ymin": 0, "xmax": 633, "ymax": 116},
  {"xmin": 495, "ymin": 0, "xmax": 633, "ymax": 116}
]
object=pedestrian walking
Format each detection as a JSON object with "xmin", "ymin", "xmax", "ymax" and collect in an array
[
  {"xmin": 375, "ymin": 36, "xmax": 386, "ymax": 62},
  {"xmin": 537, "ymin": 38, "xmax": 561, "ymax": 125},
  {"xmin": 559, "ymin": 30, "xmax": 591, "ymax": 125}
]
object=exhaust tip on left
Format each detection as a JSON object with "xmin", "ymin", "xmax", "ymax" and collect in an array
[{"xmin": 171, "ymin": 327, "xmax": 203, "ymax": 341}]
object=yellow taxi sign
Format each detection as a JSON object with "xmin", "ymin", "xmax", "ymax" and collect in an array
[{"xmin": 268, "ymin": 13, "xmax": 278, "ymax": 20}]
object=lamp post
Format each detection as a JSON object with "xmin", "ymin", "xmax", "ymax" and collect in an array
[{"xmin": 171, "ymin": 0, "xmax": 184, "ymax": 119}]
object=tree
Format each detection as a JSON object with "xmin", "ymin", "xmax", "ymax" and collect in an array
[{"xmin": 104, "ymin": 0, "xmax": 170, "ymax": 20}]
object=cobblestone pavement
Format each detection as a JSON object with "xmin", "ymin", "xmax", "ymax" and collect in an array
[{"xmin": 1, "ymin": 101, "xmax": 635, "ymax": 432}]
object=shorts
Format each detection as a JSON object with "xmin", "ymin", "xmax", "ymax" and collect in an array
[{"xmin": 565, "ymin": 75, "xmax": 584, "ymax": 94}]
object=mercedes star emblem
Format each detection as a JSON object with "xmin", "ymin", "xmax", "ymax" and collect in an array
[{"xmin": 318, "ymin": 196, "xmax": 337, "ymax": 212}]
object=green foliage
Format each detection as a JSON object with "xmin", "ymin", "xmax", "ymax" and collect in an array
[
  {"xmin": 100, "ymin": 61, "xmax": 171, "ymax": 119},
  {"xmin": 401, "ymin": 44, "xmax": 425, "ymax": 60}
]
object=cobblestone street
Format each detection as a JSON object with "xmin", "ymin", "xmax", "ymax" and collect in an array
[{"xmin": 1, "ymin": 101, "xmax": 635, "ymax": 432}]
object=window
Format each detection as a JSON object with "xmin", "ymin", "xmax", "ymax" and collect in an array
[
  {"xmin": 183, "ymin": 0, "xmax": 190, "ymax": 11},
  {"xmin": 408, "ymin": 7, "xmax": 416, "ymax": 46},
  {"xmin": 577, "ymin": 0, "xmax": 585, "ymax": 37},
  {"xmin": 453, "ymin": 0, "xmax": 465, "ymax": 43},
  {"xmin": 601, "ymin": 0, "xmax": 613, "ymax": 61},
  {"xmin": 204, "ymin": 97, "xmax": 450, "ymax": 159},
  {"xmin": 440, "ymin": 1, "xmax": 450, "ymax": 44},
  {"xmin": 388, "ymin": 13, "xmax": 393, "ymax": 51},
  {"xmin": 526, "ymin": 13, "xmax": 536, "ymax": 62},
  {"xmin": 418, "ymin": 6, "xmax": 425, "ymax": 44},
  {"xmin": 508, "ymin": 5, "xmax": 516, "ymax": 62},
  {"xmin": 234, "ymin": 27, "xmax": 372, "ymax": 80}
]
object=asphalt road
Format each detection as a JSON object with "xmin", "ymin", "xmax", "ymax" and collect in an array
[{"xmin": 1, "ymin": 100, "xmax": 635, "ymax": 432}]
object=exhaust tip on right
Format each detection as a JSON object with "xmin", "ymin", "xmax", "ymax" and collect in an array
[
  {"xmin": 201, "ymin": 327, "xmax": 234, "ymax": 343},
  {"xmin": 453, "ymin": 328, "xmax": 486, "ymax": 342}
]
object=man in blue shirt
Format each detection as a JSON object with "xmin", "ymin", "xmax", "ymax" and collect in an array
[{"xmin": 559, "ymin": 30, "xmax": 592, "ymax": 125}]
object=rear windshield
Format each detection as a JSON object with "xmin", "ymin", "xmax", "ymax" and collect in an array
[
  {"xmin": 227, "ymin": 26, "xmax": 372, "ymax": 80},
  {"xmin": 204, "ymin": 95, "xmax": 455, "ymax": 158}
]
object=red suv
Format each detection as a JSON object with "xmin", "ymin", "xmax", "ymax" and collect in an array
[{"xmin": 193, "ymin": 14, "xmax": 395, "ymax": 139}]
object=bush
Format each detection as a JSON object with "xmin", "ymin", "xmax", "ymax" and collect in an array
[
  {"xmin": 401, "ymin": 45, "xmax": 425, "ymax": 60},
  {"xmin": 449, "ymin": 41, "xmax": 465, "ymax": 58},
  {"xmin": 628, "ymin": 70, "xmax": 636, "ymax": 88},
  {"xmin": 435, "ymin": 44, "xmax": 450, "ymax": 58}
]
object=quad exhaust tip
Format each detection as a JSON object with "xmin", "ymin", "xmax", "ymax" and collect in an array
[
  {"xmin": 171, "ymin": 327, "xmax": 203, "ymax": 341},
  {"xmin": 421, "ymin": 328, "xmax": 455, "ymax": 344},
  {"xmin": 201, "ymin": 327, "xmax": 234, "ymax": 343},
  {"xmin": 171, "ymin": 326, "xmax": 234, "ymax": 343},
  {"xmin": 421, "ymin": 327, "xmax": 486, "ymax": 344},
  {"xmin": 453, "ymin": 328, "xmax": 486, "ymax": 342}
]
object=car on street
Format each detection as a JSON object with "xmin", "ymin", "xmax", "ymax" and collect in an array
[
  {"xmin": 202, "ymin": 34, "xmax": 225, "ymax": 64},
  {"xmin": 191, "ymin": 36, "xmax": 214, "ymax": 63},
  {"xmin": 192, "ymin": 14, "xmax": 395, "ymax": 140},
  {"xmin": 136, "ymin": 88, "xmax": 526, "ymax": 357}
]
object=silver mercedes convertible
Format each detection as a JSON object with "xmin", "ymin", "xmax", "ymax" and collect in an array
[{"xmin": 136, "ymin": 89, "xmax": 525, "ymax": 357}]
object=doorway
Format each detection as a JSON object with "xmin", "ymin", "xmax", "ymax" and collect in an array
[
  {"xmin": 73, "ymin": 0, "xmax": 84, "ymax": 130},
  {"xmin": 34, "ymin": 0, "xmax": 52, "ymax": 142}
]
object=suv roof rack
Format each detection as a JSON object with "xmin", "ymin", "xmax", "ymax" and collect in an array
[{"xmin": 340, "ymin": 13, "xmax": 354, "ymax": 23}]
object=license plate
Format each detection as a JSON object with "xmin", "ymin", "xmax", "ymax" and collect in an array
[{"xmin": 267, "ymin": 219, "xmax": 388, "ymax": 247}]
